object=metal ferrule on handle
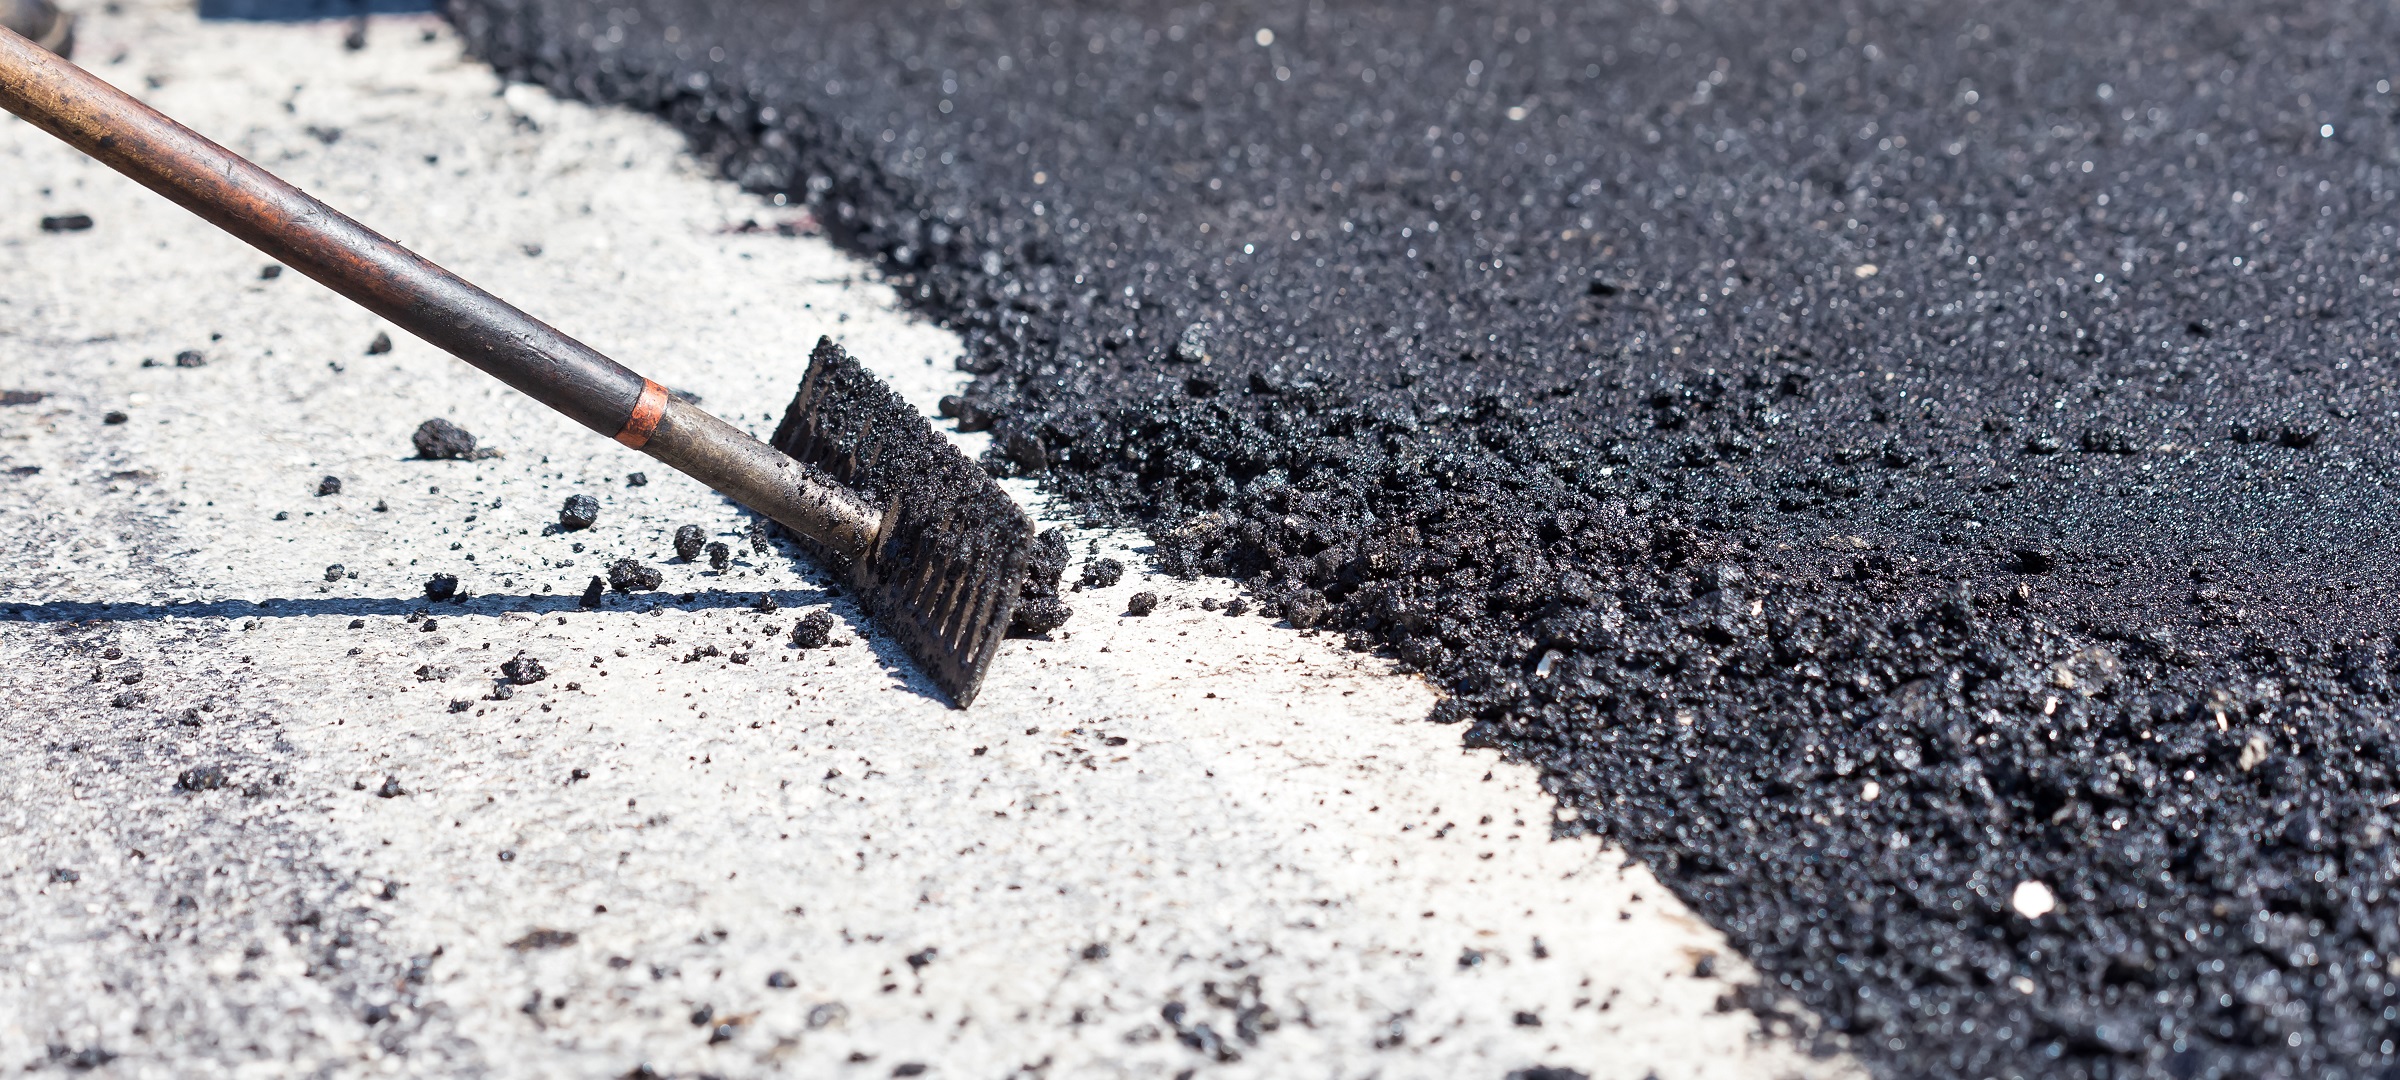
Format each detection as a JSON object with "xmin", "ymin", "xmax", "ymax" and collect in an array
[{"xmin": 0, "ymin": 26, "xmax": 882, "ymax": 559}]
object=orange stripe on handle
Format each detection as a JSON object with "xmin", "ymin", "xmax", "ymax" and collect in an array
[{"xmin": 615, "ymin": 379, "xmax": 668, "ymax": 449}]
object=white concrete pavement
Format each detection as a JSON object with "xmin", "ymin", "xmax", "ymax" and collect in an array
[{"xmin": 0, "ymin": 6, "xmax": 1855, "ymax": 1078}]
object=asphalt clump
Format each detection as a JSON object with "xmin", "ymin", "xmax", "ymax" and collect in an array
[
  {"xmin": 1076, "ymin": 558, "xmax": 1124, "ymax": 591},
  {"xmin": 500, "ymin": 654, "xmax": 548, "ymax": 684},
  {"xmin": 450, "ymin": 1, "xmax": 2400, "ymax": 1075},
  {"xmin": 607, "ymin": 558, "xmax": 662, "ymax": 592},
  {"xmin": 1007, "ymin": 526, "xmax": 1073, "ymax": 635},
  {"xmin": 791, "ymin": 609, "xmax": 833, "ymax": 649}
]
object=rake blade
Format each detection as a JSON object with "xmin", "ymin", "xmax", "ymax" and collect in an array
[{"xmin": 770, "ymin": 337, "xmax": 1032, "ymax": 707}]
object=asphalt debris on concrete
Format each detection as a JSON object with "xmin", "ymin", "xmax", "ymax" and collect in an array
[
  {"xmin": 410, "ymin": 416, "xmax": 493, "ymax": 460},
  {"xmin": 1006, "ymin": 525, "xmax": 1073, "ymax": 636},
  {"xmin": 451, "ymin": 0, "xmax": 2400, "ymax": 1076},
  {"xmin": 790, "ymin": 609, "xmax": 834, "ymax": 649},
  {"xmin": 557, "ymin": 493, "xmax": 599, "ymax": 531},
  {"xmin": 1076, "ymin": 557, "xmax": 1125, "ymax": 592},
  {"xmin": 499, "ymin": 653, "xmax": 548, "ymax": 684},
  {"xmin": 607, "ymin": 558, "xmax": 662, "ymax": 592}
]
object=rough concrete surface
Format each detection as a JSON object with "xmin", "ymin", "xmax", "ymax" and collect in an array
[{"xmin": 0, "ymin": 7, "xmax": 1845, "ymax": 1078}]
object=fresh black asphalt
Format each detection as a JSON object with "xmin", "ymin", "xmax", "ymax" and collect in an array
[{"xmin": 448, "ymin": 1, "xmax": 2400, "ymax": 1075}]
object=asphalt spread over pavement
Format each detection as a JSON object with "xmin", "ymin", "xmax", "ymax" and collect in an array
[{"xmin": 448, "ymin": 0, "xmax": 2400, "ymax": 1075}]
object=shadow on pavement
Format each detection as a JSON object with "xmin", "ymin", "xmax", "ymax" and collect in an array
[{"xmin": 1, "ymin": 588, "xmax": 829, "ymax": 623}]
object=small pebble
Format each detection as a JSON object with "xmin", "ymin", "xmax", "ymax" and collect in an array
[
  {"xmin": 558, "ymin": 494, "xmax": 600, "ymax": 531},
  {"xmin": 412, "ymin": 418, "xmax": 480, "ymax": 460},
  {"xmin": 424, "ymin": 573, "xmax": 459, "ymax": 601},
  {"xmin": 1125, "ymin": 591, "xmax": 1158, "ymax": 616},
  {"xmin": 625, "ymin": 472, "xmax": 648, "ymax": 487},
  {"xmin": 102, "ymin": 410, "xmax": 128, "ymax": 425},
  {"xmin": 39, "ymin": 213, "xmax": 93, "ymax": 233},
  {"xmin": 365, "ymin": 332, "xmax": 393, "ymax": 355},
  {"xmin": 173, "ymin": 349, "xmax": 206, "ymax": 368},
  {"xmin": 674, "ymin": 525, "xmax": 706, "ymax": 562},
  {"xmin": 578, "ymin": 576, "xmax": 606, "ymax": 608},
  {"xmin": 707, "ymin": 541, "xmax": 731, "ymax": 571},
  {"xmin": 316, "ymin": 475, "xmax": 342, "ymax": 496},
  {"xmin": 792, "ymin": 610, "xmax": 834, "ymax": 649},
  {"xmin": 2012, "ymin": 880, "xmax": 2056, "ymax": 919}
]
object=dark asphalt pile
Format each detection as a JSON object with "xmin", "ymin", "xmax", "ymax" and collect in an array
[{"xmin": 449, "ymin": 0, "xmax": 2400, "ymax": 1075}]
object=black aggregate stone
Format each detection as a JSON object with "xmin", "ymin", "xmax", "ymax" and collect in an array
[
  {"xmin": 412, "ymin": 418, "xmax": 481, "ymax": 460},
  {"xmin": 450, "ymin": 1, "xmax": 2400, "ymax": 1076},
  {"xmin": 559, "ymin": 493, "xmax": 600, "ymax": 531}
]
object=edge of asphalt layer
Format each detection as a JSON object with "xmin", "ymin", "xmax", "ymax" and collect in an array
[
  {"xmin": 0, "ymin": 6, "xmax": 1842, "ymax": 1077},
  {"xmin": 440, "ymin": 1, "xmax": 2400, "ymax": 1077}
]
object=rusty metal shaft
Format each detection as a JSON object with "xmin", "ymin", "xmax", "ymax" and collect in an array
[{"xmin": 0, "ymin": 25, "xmax": 880, "ymax": 560}]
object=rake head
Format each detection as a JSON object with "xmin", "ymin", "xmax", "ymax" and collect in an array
[{"xmin": 770, "ymin": 338, "xmax": 1033, "ymax": 707}]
